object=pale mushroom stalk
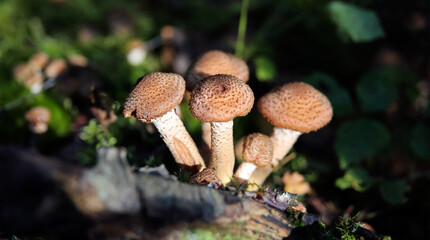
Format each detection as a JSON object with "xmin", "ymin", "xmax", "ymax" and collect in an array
[
  {"xmin": 209, "ymin": 121, "xmax": 234, "ymax": 183},
  {"xmin": 201, "ymin": 122, "xmax": 211, "ymax": 147},
  {"xmin": 234, "ymin": 162, "xmax": 257, "ymax": 181},
  {"xmin": 150, "ymin": 109, "xmax": 205, "ymax": 170},
  {"xmin": 271, "ymin": 128, "xmax": 301, "ymax": 162}
]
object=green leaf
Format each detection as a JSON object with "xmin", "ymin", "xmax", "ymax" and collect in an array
[
  {"xmin": 356, "ymin": 70, "xmax": 398, "ymax": 112},
  {"xmin": 335, "ymin": 119, "xmax": 390, "ymax": 168},
  {"xmin": 335, "ymin": 167, "xmax": 374, "ymax": 192},
  {"xmin": 254, "ymin": 56, "xmax": 277, "ymax": 82},
  {"xmin": 80, "ymin": 119, "xmax": 117, "ymax": 148},
  {"xmin": 327, "ymin": 1, "xmax": 385, "ymax": 43},
  {"xmin": 379, "ymin": 180, "xmax": 410, "ymax": 205},
  {"xmin": 303, "ymin": 72, "xmax": 354, "ymax": 116},
  {"xmin": 410, "ymin": 124, "xmax": 430, "ymax": 160}
]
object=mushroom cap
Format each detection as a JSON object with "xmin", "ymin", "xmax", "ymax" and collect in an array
[
  {"xmin": 258, "ymin": 82, "xmax": 333, "ymax": 133},
  {"xmin": 123, "ymin": 72, "xmax": 185, "ymax": 122},
  {"xmin": 25, "ymin": 107, "xmax": 51, "ymax": 123},
  {"xmin": 28, "ymin": 52, "xmax": 49, "ymax": 71},
  {"xmin": 45, "ymin": 59, "xmax": 67, "ymax": 78},
  {"xmin": 186, "ymin": 50, "xmax": 249, "ymax": 91},
  {"xmin": 242, "ymin": 133, "xmax": 273, "ymax": 167},
  {"xmin": 189, "ymin": 74, "xmax": 254, "ymax": 122}
]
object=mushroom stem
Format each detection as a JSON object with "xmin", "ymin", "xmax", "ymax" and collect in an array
[
  {"xmin": 209, "ymin": 121, "xmax": 234, "ymax": 184},
  {"xmin": 234, "ymin": 162, "xmax": 257, "ymax": 182},
  {"xmin": 202, "ymin": 122, "xmax": 211, "ymax": 148},
  {"xmin": 248, "ymin": 127, "xmax": 301, "ymax": 189},
  {"xmin": 270, "ymin": 127, "xmax": 301, "ymax": 164},
  {"xmin": 151, "ymin": 109, "xmax": 206, "ymax": 172}
]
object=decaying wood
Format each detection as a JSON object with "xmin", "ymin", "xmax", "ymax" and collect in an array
[{"xmin": 0, "ymin": 146, "xmax": 297, "ymax": 239}]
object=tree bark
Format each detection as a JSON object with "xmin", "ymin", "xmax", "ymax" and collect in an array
[{"xmin": 0, "ymin": 146, "xmax": 296, "ymax": 240}]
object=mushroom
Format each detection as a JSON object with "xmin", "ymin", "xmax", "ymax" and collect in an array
[
  {"xmin": 13, "ymin": 63, "xmax": 33, "ymax": 82},
  {"xmin": 234, "ymin": 133, "xmax": 273, "ymax": 183},
  {"xmin": 25, "ymin": 107, "xmax": 51, "ymax": 134},
  {"xmin": 28, "ymin": 52, "xmax": 49, "ymax": 72},
  {"xmin": 187, "ymin": 50, "xmax": 249, "ymax": 91},
  {"xmin": 189, "ymin": 74, "xmax": 254, "ymax": 184},
  {"xmin": 189, "ymin": 168, "xmax": 222, "ymax": 188},
  {"xmin": 26, "ymin": 72, "xmax": 44, "ymax": 94},
  {"xmin": 68, "ymin": 54, "xmax": 88, "ymax": 67},
  {"xmin": 45, "ymin": 59, "xmax": 67, "ymax": 79},
  {"xmin": 125, "ymin": 40, "xmax": 147, "ymax": 66},
  {"xmin": 123, "ymin": 72, "xmax": 205, "ymax": 172},
  {"xmin": 248, "ymin": 82, "xmax": 333, "ymax": 188},
  {"xmin": 187, "ymin": 50, "xmax": 249, "ymax": 148}
]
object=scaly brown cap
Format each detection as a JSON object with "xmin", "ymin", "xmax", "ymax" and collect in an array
[
  {"xmin": 45, "ymin": 59, "xmax": 67, "ymax": 78},
  {"xmin": 28, "ymin": 52, "xmax": 49, "ymax": 71},
  {"xmin": 258, "ymin": 82, "xmax": 333, "ymax": 133},
  {"xmin": 187, "ymin": 50, "xmax": 249, "ymax": 91},
  {"xmin": 242, "ymin": 133, "xmax": 273, "ymax": 167},
  {"xmin": 123, "ymin": 72, "xmax": 185, "ymax": 123},
  {"xmin": 189, "ymin": 74, "xmax": 254, "ymax": 122}
]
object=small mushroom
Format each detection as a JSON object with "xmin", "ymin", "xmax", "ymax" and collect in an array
[
  {"xmin": 123, "ymin": 72, "xmax": 205, "ymax": 172},
  {"xmin": 187, "ymin": 50, "xmax": 250, "ymax": 148},
  {"xmin": 189, "ymin": 168, "xmax": 222, "ymax": 188},
  {"xmin": 189, "ymin": 74, "xmax": 254, "ymax": 184},
  {"xmin": 248, "ymin": 82, "xmax": 333, "ymax": 188},
  {"xmin": 234, "ymin": 136, "xmax": 245, "ymax": 160},
  {"xmin": 45, "ymin": 59, "xmax": 67, "ymax": 78},
  {"xmin": 234, "ymin": 133, "xmax": 273, "ymax": 183},
  {"xmin": 13, "ymin": 63, "xmax": 33, "ymax": 82},
  {"xmin": 68, "ymin": 54, "xmax": 88, "ymax": 67},
  {"xmin": 125, "ymin": 40, "xmax": 147, "ymax": 66},
  {"xmin": 26, "ymin": 72, "xmax": 44, "ymax": 93},
  {"xmin": 28, "ymin": 52, "xmax": 49, "ymax": 72},
  {"xmin": 187, "ymin": 50, "xmax": 249, "ymax": 91},
  {"xmin": 25, "ymin": 107, "xmax": 51, "ymax": 134}
]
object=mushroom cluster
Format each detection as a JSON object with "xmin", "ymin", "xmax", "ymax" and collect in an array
[
  {"xmin": 13, "ymin": 52, "xmax": 68, "ymax": 94},
  {"xmin": 122, "ymin": 50, "xmax": 333, "ymax": 188}
]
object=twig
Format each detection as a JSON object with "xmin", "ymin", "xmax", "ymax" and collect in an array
[{"xmin": 0, "ymin": 77, "xmax": 58, "ymax": 113}]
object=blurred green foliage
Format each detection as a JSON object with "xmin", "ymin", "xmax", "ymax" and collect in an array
[
  {"xmin": 80, "ymin": 119, "xmax": 117, "ymax": 148},
  {"xmin": 335, "ymin": 119, "xmax": 390, "ymax": 169},
  {"xmin": 356, "ymin": 67, "xmax": 418, "ymax": 112},
  {"xmin": 379, "ymin": 180, "xmax": 410, "ymax": 205},
  {"xmin": 79, "ymin": 119, "xmax": 117, "ymax": 165},
  {"xmin": 335, "ymin": 167, "xmax": 374, "ymax": 192},
  {"xmin": 410, "ymin": 124, "xmax": 430, "ymax": 160},
  {"xmin": 254, "ymin": 56, "xmax": 277, "ymax": 82},
  {"xmin": 327, "ymin": 1, "xmax": 385, "ymax": 43},
  {"xmin": 356, "ymin": 70, "xmax": 399, "ymax": 113},
  {"xmin": 304, "ymin": 72, "xmax": 354, "ymax": 116},
  {"xmin": 33, "ymin": 94, "xmax": 74, "ymax": 137}
]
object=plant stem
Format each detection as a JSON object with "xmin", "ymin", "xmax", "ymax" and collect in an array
[{"xmin": 235, "ymin": 0, "xmax": 249, "ymax": 59}]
